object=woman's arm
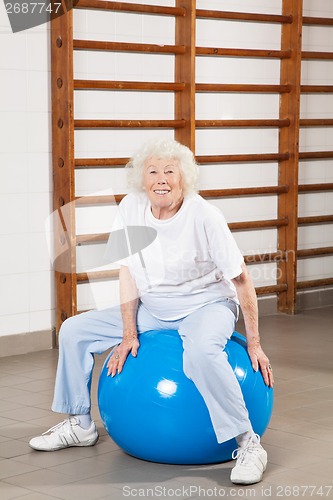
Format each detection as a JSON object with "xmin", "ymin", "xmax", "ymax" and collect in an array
[
  {"xmin": 107, "ymin": 265, "xmax": 140, "ymax": 377},
  {"xmin": 231, "ymin": 263, "xmax": 274, "ymax": 387},
  {"xmin": 120, "ymin": 265, "xmax": 139, "ymax": 337}
]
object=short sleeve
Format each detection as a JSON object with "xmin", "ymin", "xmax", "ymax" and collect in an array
[
  {"xmin": 203, "ymin": 205, "xmax": 244, "ymax": 280},
  {"xmin": 103, "ymin": 196, "xmax": 130, "ymax": 266}
]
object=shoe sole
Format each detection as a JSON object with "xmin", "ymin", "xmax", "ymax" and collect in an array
[
  {"xmin": 29, "ymin": 434, "xmax": 99, "ymax": 452},
  {"xmin": 230, "ymin": 464, "xmax": 267, "ymax": 485}
]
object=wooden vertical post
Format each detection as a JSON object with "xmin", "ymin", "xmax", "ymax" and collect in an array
[
  {"xmin": 277, "ymin": 0, "xmax": 303, "ymax": 313},
  {"xmin": 51, "ymin": 1, "xmax": 77, "ymax": 333},
  {"xmin": 174, "ymin": 0, "xmax": 196, "ymax": 152}
]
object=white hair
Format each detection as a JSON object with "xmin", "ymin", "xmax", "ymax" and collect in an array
[{"xmin": 126, "ymin": 139, "xmax": 199, "ymax": 196}]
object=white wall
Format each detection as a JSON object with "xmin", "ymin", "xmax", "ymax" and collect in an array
[
  {"xmin": 0, "ymin": 3, "xmax": 53, "ymax": 338},
  {"xmin": 1, "ymin": 0, "xmax": 332, "ymax": 340},
  {"xmin": 299, "ymin": 0, "xmax": 333, "ymax": 283}
]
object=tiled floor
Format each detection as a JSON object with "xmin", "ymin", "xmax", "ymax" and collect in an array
[{"xmin": 0, "ymin": 306, "xmax": 333, "ymax": 500}]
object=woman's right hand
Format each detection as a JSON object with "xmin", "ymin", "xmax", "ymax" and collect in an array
[{"xmin": 107, "ymin": 333, "xmax": 140, "ymax": 377}]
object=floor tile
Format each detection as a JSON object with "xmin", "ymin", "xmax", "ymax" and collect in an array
[
  {"xmin": 0, "ymin": 440, "xmax": 31, "ymax": 459},
  {"xmin": 2, "ymin": 469, "xmax": 77, "ymax": 493},
  {"xmin": 0, "ymin": 421, "xmax": 43, "ymax": 440},
  {"xmin": 299, "ymin": 459, "xmax": 333, "ymax": 482},
  {"xmin": 0, "ymin": 482, "xmax": 34, "ymax": 500},
  {"xmin": 0, "ymin": 458, "xmax": 39, "ymax": 480}
]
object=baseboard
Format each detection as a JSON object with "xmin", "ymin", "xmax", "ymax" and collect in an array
[
  {"xmin": 257, "ymin": 296, "xmax": 278, "ymax": 316},
  {"xmin": 0, "ymin": 329, "xmax": 55, "ymax": 358},
  {"xmin": 296, "ymin": 287, "xmax": 333, "ymax": 310}
]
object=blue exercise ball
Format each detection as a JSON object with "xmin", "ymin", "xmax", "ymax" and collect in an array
[{"xmin": 98, "ymin": 330, "xmax": 273, "ymax": 465}]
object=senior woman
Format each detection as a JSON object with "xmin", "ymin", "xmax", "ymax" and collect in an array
[{"xmin": 30, "ymin": 139, "xmax": 274, "ymax": 485}]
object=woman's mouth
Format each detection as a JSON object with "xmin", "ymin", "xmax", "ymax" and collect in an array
[{"xmin": 154, "ymin": 190, "xmax": 170, "ymax": 195}]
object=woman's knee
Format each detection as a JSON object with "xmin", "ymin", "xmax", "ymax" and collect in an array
[
  {"xmin": 58, "ymin": 314, "xmax": 84, "ymax": 348},
  {"xmin": 183, "ymin": 338, "xmax": 218, "ymax": 370}
]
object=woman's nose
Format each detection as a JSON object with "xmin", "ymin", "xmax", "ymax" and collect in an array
[{"xmin": 157, "ymin": 174, "xmax": 166, "ymax": 184}]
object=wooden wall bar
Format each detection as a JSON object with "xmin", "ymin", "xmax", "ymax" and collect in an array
[
  {"xmin": 298, "ymin": 8, "xmax": 333, "ymax": 300},
  {"xmin": 301, "ymin": 86, "xmax": 333, "ymax": 93},
  {"xmin": 73, "ymin": 39, "xmax": 186, "ymax": 54},
  {"xmin": 74, "ymin": 119, "xmax": 186, "ymax": 128},
  {"xmin": 196, "ymin": 47, "xmax": 291, "ymax": 59},
  {"xmin": 51, "ymin": 0, "xmax": 77, "ymax": 332},
  {"xmin": 75, "ymin": 0, "xmax": 185, "ymax": 16},
  {"xmin": 302, "ymin": 51, "xmax": 333, "ymax": 60},
  {"xmin": 174, "ymin": 0, "xmax": 196, "ymax": 150},
  {"xmin": 74, "ymin": 80, "xmax": 186, "ymax": 91},
  {"xmin": 196, "ymin": 84, "xmax": 292, "ymax": 92},
  {"xmin": 299, "ymin": 151, "xmax": 333, "ymax": 160},
  {"xmin": 51, "ymin": 0, "xmax": 333, "ymax": 331},
  {"xmin": 196, "ymin": 153, "xmax": 290, "ymax": 164},
  {"xmin": 196, "ymin": 9, "xmax": 292, "ymax": 24},
  {"xmin": 277, "ymin": 0, "xmax": 303, "ymax": 314},
  {"xmin": 75, "ymin": 186, "xmax": 288, "ymax": 206},
  {"xmin": 303, "ymin": 16, "xmax": 333, "ymax": 26}
]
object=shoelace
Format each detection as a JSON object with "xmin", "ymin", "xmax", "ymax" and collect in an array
[
  {"xmin": 42, "ymin": 416, "xmax": 79, "ymax": 436},
  {"xmin": 232, "ymin": 434, "xmax": 261, "ymax": 465}
]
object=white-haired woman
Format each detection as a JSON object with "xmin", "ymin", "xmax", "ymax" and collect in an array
[{"xmin": 30, "ymin": 139, "xmax": 274, "ymax": 485}]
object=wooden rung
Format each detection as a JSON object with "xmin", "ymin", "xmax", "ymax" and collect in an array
[
  {"xmin": 196, "ymin": 9, "xmax": 292, "ymax": 24},
  {"xmin": 297, "ymin": 277, "xmax": 333, "ymax": 289},
  {"xmin": 301, "ymin": 85, "xmax": 333, "ymax": 93},
  {"xmin": 299, "ymin": 183, "xmax": 333, "ymax": 192},
  {"xmin": 75, "ymin": 158, "xmax": 129, "ymax": 168},
  {"xmin": 76, "ymin": 273, "xmax": 294, "ymax": 295},
  {"xmin": 244, "ymin": 251, "xmax": 285, "ymax": 263},
  {"xmin": 76, "ymin": 195, "xmax": 122, "ymax": 206},
  {"xmin": 197, "ymin": 153, "xmax": 289, "ymax": 163},
  {"xmin": 77, "ymin": 233, "xmax": 109, "ymax": 245},
  {"xmin": 76, "ymin": 186, "xmax": 287, "ymax": 207},
  {"xmin": 76, "ymin": 219, "xmax": 288, "ymax": 246},
  {"xmin": 298, "ymin": 215, "xmax": 333, "ymax": 225},
  {"xmin": 76, "ymin": 271, "xmax": 288, "ymax": 295},
  {"xmin": 77, "ymin": 269, "xmax": 119, "ymax": 283},
  {"xmin": 203, "ymin": 186, "xmax": 288, "ymax": 197},
  {"xmin": 75, "ymin": 153, "xmax": 290, "ymax": 168},
  {"xmin": 196, "ymin": 47, "xmax": 291, "ymax": 59},
  {"xmin": 300, "ymin": 119, "xmax": 333, "ymax": 127},
  {"xmin": 75, "ymin": 268, "xmax": 290, "ymax": 295},
  {"xmin": 74, "ymin": 119, "xmax": 186, "ymax": 129},
  {"xmin": 299, "ymin": 151, "xmax": 333, "ymax": 160},
  {"xmin": 73, "ymin": 39, "xmax": 185, "ymax": 55},
  {"xmin": 297, "ymin": 246, "xmax": 333, "ymax": 258},
  {"xmin": 302, "ymin": 16, "xmax": 333, "ymax": 26},
  {"xmin": 196, "ymin": 83, "xmax": 291, "ymax": 93},
  {"xmin": 74, "ymin": 80, "xmax": 185, "ymax": 92},
  {"xmin": 196, "ymin": 119, "xmax": 290, "ymax": 128},
  {"xmin": 74, "ymin": 0, "xmax": 185, "ymax": 17},
  {"xmin": 76, "ymin": 274, "xmax": 290, "ymax": 294},
  {"xmin": 229, "ymin": 218, "xmax": 288, "ymax": 230},
  {"xmin": 302, "ymin": 51, "xmax": 333, "ymax": 60},
  {"xmin": 256, "ymin": 283, "xmax": 288, "ymax": 295},
  {"xmin": 77, "ymin": 251, "xmax": 333, "ymax": 279}
]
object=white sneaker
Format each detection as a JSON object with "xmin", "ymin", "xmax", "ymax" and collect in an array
[
  {"xmin": 29, "ymin": 417, "xmax": 99, "ymax": 451},
  {"xmin": 230, "ymin": 434, "xmax": 267, "ymax": 485}
]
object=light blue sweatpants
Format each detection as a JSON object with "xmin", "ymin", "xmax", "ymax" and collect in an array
[{"xmin": 52, "ymin": 299, "xmax": 252, "ymax": 443}]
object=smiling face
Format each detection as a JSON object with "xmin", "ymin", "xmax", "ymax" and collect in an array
[{"xmin": 143, "ymin": 156, "xmax": 184, "ymax": 220}]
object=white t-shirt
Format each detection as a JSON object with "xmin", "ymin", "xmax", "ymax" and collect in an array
[{"xmin": 107, "ymin": 192, "xmax": 244, "ymax": 320}]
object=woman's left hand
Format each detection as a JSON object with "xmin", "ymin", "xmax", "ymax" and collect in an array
[
  {"xmin": 247, "ymin": 343, "xmax": 274, "ymax": 388},
  {"xmin": 107, "ymin": 335, "xmax": 140, "ymax": 377}
]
